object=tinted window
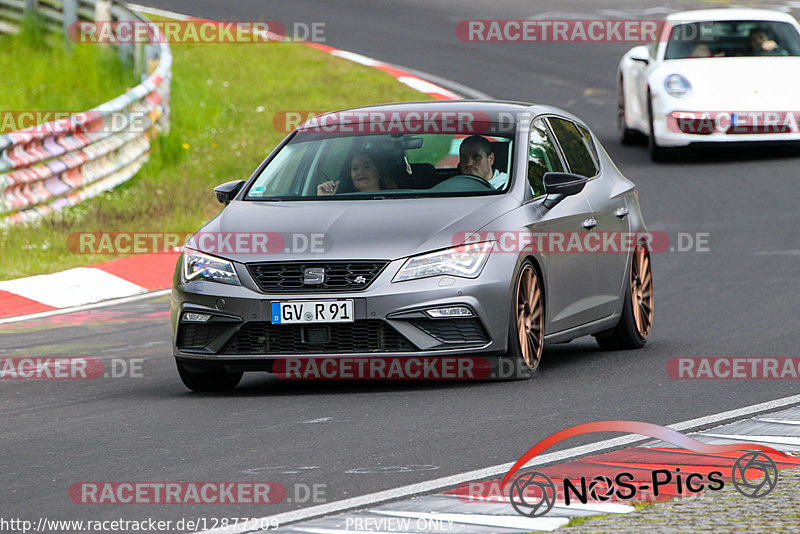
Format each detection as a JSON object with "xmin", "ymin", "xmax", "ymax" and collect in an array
[
  {"xmin": 527, "ymin": 119, "xmax": 564, "ymax": 198},
  {"xmin": 548, "ymin": 118, "xmax": 598, "ymax": 178},
  {"xmin": 664, "ymin": 20, "xmax": 800, "ymax": 59}
]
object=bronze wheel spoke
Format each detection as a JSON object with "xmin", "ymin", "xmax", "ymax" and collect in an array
[
  {"xmin": 514, "ymin": 265, "xmax": 544, "ymax": 371},
  {"xmin": 630, "ymin": 245, "xmax": 653, "ymax": 338}
]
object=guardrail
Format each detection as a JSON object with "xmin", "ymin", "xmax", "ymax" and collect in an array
[{"xmin": 0, "ymin": 0, "xmax": 171, "ymax": 225}]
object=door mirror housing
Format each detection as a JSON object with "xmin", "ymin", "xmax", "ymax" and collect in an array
[
  {"xmin": 629, "ymin": 45, "xmax": 650, "ymax": 64},
  {"xmin": 542, "ymin": 172, "xmax": 589, "ymax": 209},
  {"xmin": 214, "ymin": 180, "xmax": 245, "ymax": 205}
]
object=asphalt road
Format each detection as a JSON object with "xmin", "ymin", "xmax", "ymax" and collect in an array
[{"xmin": 3, "ymin": 0, "xmax": 800, "ymax": 528}]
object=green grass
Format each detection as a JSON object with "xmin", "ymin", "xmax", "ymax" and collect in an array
[
  {"xmin": 0, "ymin": 15, "xmax": 426, "ymax": 279},
  {"xmin": 0, "ymin": 15, "xmax": 138, "ymax": 112}
]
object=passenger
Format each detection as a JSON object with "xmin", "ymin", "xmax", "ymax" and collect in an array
[
  {"xmin": 688, "ymin": 43, "xmax": 712, "ymax": 57},
  {"xmin": 748, "ymin": 28, "xmax": 784, "ymax": 55},
  {"xmin": 317, "ymin": 151, "xmax": 398, "ymax": 195},
  {"xmin": 458, "ymin": 135, "xmax": 508, "ymax": 189}
]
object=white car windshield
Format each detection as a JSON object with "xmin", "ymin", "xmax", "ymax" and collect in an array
[{"xmin": 664, "ymin": 20, "xmax": 800, "ymax": 59}]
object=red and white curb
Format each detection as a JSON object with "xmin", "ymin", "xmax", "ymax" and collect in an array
[
  {"xmin": 0, "ymin": 251, "xmax": 179, "ymax": 321},
  {"xmin": 0, "ymin": 5, "xmax": 464, "ymax": 323}
]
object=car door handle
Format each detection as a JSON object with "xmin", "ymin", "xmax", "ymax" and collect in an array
[
  {"xmin": 582, "ymin": 218, "xmax": 597, "ymax": 230},
  {"xmin": 615, "ymin": 207, "xmax": 629, "ymax": 219}
]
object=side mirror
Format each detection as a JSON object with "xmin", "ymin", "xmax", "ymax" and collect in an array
[
  {"xmin": 629, "ymin": 45, "xmax": 650, "ymax": 64},
  {"xmin": 214, "ymin": 180, "xmax": 245, "ymax": 205},
  {"xmin": 542, "ymin": 172, "xmax": 589, "ymax": 209}
]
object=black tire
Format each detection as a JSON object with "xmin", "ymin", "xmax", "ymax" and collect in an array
[
  {"xmin": 594, "ymin": 244, "xmax": 653, "ymax": 350},
  {"xmin": 647, "ymin": 93, "xmax": 671, "ymax": 162},
  {"xmin": 176, "ymin": 360, "xmax": 243, "ymax": 392},
  {"xmin": 618, "ymin": 77, "xmax": 638, "ymax": 146},
  {"xmin": 500, "ymin": 261, "xmax": 545, "ymax": 380}
]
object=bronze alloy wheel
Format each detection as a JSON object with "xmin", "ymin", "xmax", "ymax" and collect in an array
[
  {"xmin": 630, "ymin": 244, "xmax": 654, "ymax": 338},
  {"xmin": 516, "ymin": 264, "xmax": 545, "ymax": 370}
]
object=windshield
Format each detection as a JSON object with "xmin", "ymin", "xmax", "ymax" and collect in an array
[
  {"xmin": 664, "ymin": 20, "xmax": 800, "ymax": 59},
  {"xmin": 244, "ymin": 131, "xmax": 514, "ymax": 200}
]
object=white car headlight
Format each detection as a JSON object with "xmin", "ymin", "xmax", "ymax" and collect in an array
[
  {"xmin": 182, "ymin": 249, "xmax": 241, "ymax": 285},
  {"xmin": 393, "ymin": 242, "xmax": 493, "ymax": 282},
  {"xmin": 665, "ymin": 74, "xmax": 691, "ymax": 98}
]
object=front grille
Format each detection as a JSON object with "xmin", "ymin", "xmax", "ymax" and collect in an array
[
  {"xmin": 247, "ymin": 261, "xmax": 388, "ymax": 292},
  {"xmin": 410, "ymin": 318, "xmax": 489, "ymax": 345},
  {"xmin": 220, "ymin": 320, "xmax": 415, "ymax": 354},
  {"xmin": 177, "ymin": 322, "xmax": 230, "ymax": 350}
]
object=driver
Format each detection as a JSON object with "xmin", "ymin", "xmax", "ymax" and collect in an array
[
  {"xmin": 748, "ymin": 28, "xmax": 785, "ymax": 55},
  {"xmin": 458, "ymin": 135, "xmax": 508, "ymax": 189}
]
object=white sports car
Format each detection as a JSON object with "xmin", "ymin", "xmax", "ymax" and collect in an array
[{"xmin": 618, "ymin": 9, "xmax": 800, "ymax": 161}]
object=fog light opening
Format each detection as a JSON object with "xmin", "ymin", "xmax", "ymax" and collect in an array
[
  {"xmin": 182, "ymin": 312, "xmax": 212, "ymax": 322},
  {"xmin": 426, "ymin": 306, "xmax": 474, "ymax": 318}
]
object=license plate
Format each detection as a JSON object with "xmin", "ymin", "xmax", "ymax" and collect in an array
[{"xmin": 270, "ymin": 300, "xmax": 354, "ymax": 324}]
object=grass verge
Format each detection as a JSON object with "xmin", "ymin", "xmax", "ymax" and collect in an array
[{"xmin": 0, "ymin": 15, "xmax": 426, "ymax": 280}]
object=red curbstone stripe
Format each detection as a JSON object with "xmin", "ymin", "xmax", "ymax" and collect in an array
[
  {"xmin": 0, "ymin": 291, "xmax": 57, "ymax": 319},
  {"xmin": 90, "ymin": 251, "xmax": 181, "ymax": 291}
]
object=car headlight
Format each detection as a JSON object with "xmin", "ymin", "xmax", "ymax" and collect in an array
[
  {"xmin": 665, "ymin": 74, "xmax": 691, "ymax": 98},
  {"xmin": 182, "ymin": 249, "xmax": 241, "ymax": 285},
  {"xmin": 393, "ymin": 242, "xmax": 493, "ymax": 282}
]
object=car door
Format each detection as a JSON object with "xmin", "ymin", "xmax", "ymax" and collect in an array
[
  {"xmin": 528, "ymin": 118, "xmax": 598, "ymax": 333},
  {"xmin": 571, "ymin": 122, "xmax": 631, "ymax": 319}
]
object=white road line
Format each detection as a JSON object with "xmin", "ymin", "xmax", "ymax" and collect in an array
[
  {"xmin": 756, "ymin": 418, "xmax": 800, "ymax": 425},
  {"xmin": 700, "ymin": 434, "xmax": 800, "ymax": 446},
  {"xmin": 198, "ymin": 393, "xmax": 800, "ymax": 533},
  {"xmin": 373, "ymin": 510, "xmax": 570, "ymax": 531},
  {"xmin": 0, "ymin": 289, "xmax": 170, "ymax": 325}
]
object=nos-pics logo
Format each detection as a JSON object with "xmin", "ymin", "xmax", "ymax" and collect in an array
[{"xmin": 502, "ymin": 421, "xmax": 785, "ymax": 518}]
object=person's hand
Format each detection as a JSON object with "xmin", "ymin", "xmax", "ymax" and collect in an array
[
  {"xmin": 762, "ymin": 40, "xmax": 778, "ymax": 51},
  {"xmin": 317, "ymin": 180, "xmax": 340, "ymax": 195}
]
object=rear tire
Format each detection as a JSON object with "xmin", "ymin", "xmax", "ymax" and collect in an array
[
  {"xmin": 594, "ymin": 243, "xmax": 653, "ymax": 350},
  {"xmin": 176, "ymin": 360, "xmax": 243, "ymax": 391},
  {"xmin": 502, "ymin": 261, "xmax": 545, "ymax": 380}
]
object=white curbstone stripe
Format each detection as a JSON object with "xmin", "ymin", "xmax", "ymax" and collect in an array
[{"xmin": 0, "ymin": 267, "xmax": 147, "ymax": 308}]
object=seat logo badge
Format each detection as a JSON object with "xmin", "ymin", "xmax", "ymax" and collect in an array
[
  {"xmin": 303, "ymin": 267, "xmax": 325, "ymax": 285},
  {"xmin": 354, "ymin": 275, "xmax": 366, "ymax": 284}
]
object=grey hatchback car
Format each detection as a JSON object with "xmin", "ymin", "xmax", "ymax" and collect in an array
[{"xmin": 171, "ymin": 101, "xmax": 654, "ymax": 391}]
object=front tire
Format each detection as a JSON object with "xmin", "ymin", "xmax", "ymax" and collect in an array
[
  {"xmin": 503, "ymin": 261, "xmax": 545, "ymax": 379},
  {"xmin": 618, "ymin": 77, "xmax": 638, "ymax": 145},
  {"xmin": 176, "ymin": 360, "xmax": 243, "ymax": 392},
  {"xmin": 594, "ymin": 243, "xmax": 653, "ymax": 350}
]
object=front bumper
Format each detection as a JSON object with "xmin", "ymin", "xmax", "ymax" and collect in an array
[{"xmin": 171, "ymin": 254, "xmax": 515, "ymax": 368}]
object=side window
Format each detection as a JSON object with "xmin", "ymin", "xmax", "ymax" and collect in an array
[
  {"xmin": 576, "ymin": 124, "xmax": 600, "ymax": 167},
  {"xmin": 547, "ymin": 118, "xmax": 598, "ymax": 178},
  {"xmin": 527, "ymin": 119, "xmax": 564, "ymax": 198}
]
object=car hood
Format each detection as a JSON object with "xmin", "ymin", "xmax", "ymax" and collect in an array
[
  {"xmin": 189, "ymin": 196, "xmax": 517, "ymax": 263},
  {"xmin": 656, "ymin": 57, "xmax": 800, "ymax": 107}
]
